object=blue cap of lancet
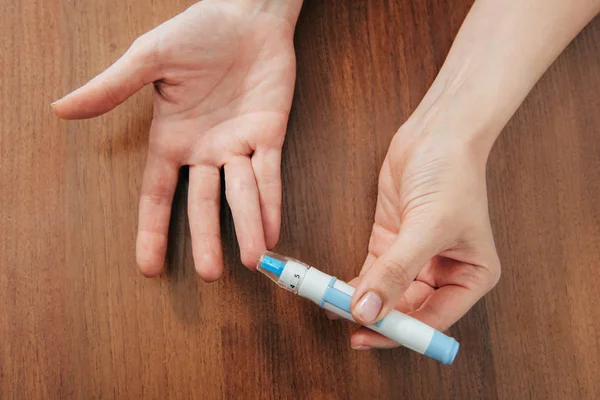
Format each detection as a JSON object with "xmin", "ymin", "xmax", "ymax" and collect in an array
[{"xmin": 257, "ymin": 252, "xmax": 288, "ymax": 283}]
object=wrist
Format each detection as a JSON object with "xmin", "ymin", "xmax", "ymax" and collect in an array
[
  {"xmin": 401, "ymin": 0, "xmax": 600, "ymax": 158},
  {"xmin": 402, "ymin": 38, "xmax": 533, "ymax": 156},
  {"xmin": 222, "ymin": 0, "xmax": 303, "ymax": 24},
  {"xmin": 402, "ymin": 72, "xmax": 508, "ymax": 159}
]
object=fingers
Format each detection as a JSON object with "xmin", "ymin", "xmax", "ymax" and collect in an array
[
  {"xmin": 351, "ymin": 224, "xmax": 446, "ymax": 325},
  {"xmin": 348, "ymin": 281, "xmax": 436, "ymax": 349},
  {"xmin": 251, "ymin": 147, "xmax": 282, "ymax": 249},
  {"xmin": 136, "ymin": 152, "xmax": 179, "ymax": 277},
  {"xmin": 358, "ymin": 252, "xmax": 377, "ymax": 277},
  {"xmin": 389, "ymin": 280, "xmax": 436, "ymax": 314},
  {"xmin": 327, "ymin": 278, "xmax": 432, "ymax": 320},
  {"xmin": 188, "ymin": 165, "xmax": 223, "ymax": 282},
  {"xmin": 350, "ymin": 283, "xmax": 432, "ymax": 349},
  {"xmin": 52, "ymin": 38, "xmax": 157, "ymax": 120},
  {"xmin": 351, "ymin": 328, "xmax": 398, "ymax": 350},
  {"xmin": 224, "ymin": 157, "xmax": 267, "ymax": 268},
  {"xmin": 350, "ymin": 273, "xmax": 496, "ymax": 349},
  {"xmin": 409, "ymin": 276, "xmax": 495, "ymax": 331},
  {"xmin": 349, "ymin": 286, "xmax": 486, "ymax": 350}
]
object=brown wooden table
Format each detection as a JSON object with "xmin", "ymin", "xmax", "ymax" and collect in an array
[{"xmin": 1, "ymin": 1, "xmax": 599, "ymax": 398}]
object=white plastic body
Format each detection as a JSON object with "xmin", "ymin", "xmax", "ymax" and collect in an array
[
  {"xmin": 278, "ymin": 264, "xmax": 434, "ymax": 355},
  {"xmin": 323, "ymin": 280, "xmax": 433, "ymax": 354},
  {"xmin": 297, "ymin": 267, "xmax": 331, "ymax": 303},
  {"xmin": 278, "ymin": 260, "xmax": 308, "ymax": 292}
]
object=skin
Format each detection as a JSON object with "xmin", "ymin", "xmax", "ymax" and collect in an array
[
  {"xmin": 347, "ymin": 0, "xmax": 600, "ymax": 349},
  {"xmin": 53, "ymin": 0, "xmax": 600, "ymax": 350},
  {"xmin": 53, "ymin": 0, "xmax": 301, "ymax": 280}
]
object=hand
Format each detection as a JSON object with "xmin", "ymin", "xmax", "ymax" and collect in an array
[
  {"xmin": 53, "ymin": 0, "xmax": 301, "ymax": 280},
  {"xmin": 339, "ymin": 0, "xmax": 598, "ymax": 350},
  {"xmin": 346, "ymin": 125, "xmax": 501, "ymax": 349}
]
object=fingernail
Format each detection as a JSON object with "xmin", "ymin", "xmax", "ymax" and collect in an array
[
  {"xmin": 354, "ymin": 291, "xmax": 383, "ymax": 325},
  {"xmin": 351, "ymin": 345, "xmax": 371, "ymax": 350},
  {"xmin": 325, "ymin": 311, "xmax": 341, "ymax": 320}
]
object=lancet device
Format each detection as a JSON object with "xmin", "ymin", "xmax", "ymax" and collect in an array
[{"xmin": 257, "ymin": 252, "xmax": 459, "ymax": 365}]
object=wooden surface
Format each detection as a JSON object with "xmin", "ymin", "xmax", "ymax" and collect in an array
[{"xmin": 1, "ymin": 0, "xmax": 599, "ymax": 398}]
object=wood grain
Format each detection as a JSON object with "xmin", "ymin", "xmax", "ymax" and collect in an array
[{"xmin": 1, "ymin": 0, "xmax": 599, "ymax": 398}]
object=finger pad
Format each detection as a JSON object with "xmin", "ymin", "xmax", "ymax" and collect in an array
[
  {"xmin": 192, "ymin": 251, "xmax": 223, "ymax": 282},
  {"xmin": 136, "ymin": 232, "xmax": 167, "ymax": 277},
  {"xmin": 351, "ymin": 329, "xmax": 398, "ymax": 349}
]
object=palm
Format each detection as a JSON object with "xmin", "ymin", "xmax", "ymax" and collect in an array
[
  {"xmin": 53, "ymin": 1, "xmax": 297, "ymax": 279},
  {"xmin": 148, "ymin": 2, "xmax": 296, "ymax": 164}
]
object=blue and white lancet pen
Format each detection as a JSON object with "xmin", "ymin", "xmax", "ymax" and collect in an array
[{"xmin": 257, "ymin": 252, "xmax": 460, "ymax": 365}]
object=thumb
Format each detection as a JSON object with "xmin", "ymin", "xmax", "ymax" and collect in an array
[
  {"xmin": 52, "ymin": 39, "xmax": 158, "ymax": 120},
  {"xmin": 351, "ymin": 222, "xmax": 446, "ymax": 325}
]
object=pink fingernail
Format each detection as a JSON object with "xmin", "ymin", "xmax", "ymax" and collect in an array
[
  {"xmin": 354, "ymin": 291, "xmax": 382, "ymax": 325},
  {"xmin": 325, "ymin": 311, "xmax": 341, "ymax": 320}
]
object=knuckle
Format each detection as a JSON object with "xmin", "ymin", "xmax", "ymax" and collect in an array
[
  {"xmin": 478, "ymin": 258, "xmax": 502, "ymax": 291},
  {"xmin": 140, "ymin": 193, "xmax": 170, "ymax": 207},
  {"xmin": 193, "ymin": 187, "xmax": 220, "ymax": 206},
  {"xmin": 422, "ymin": 303, "xmax": 447, "ymax": 330},
  {"xmin": 488, "ymin": 259, "xmax": 502, "ymax": 287},
  {"xmin": 257, "ymin": 171, "xmax": 280, "ymax": 187},
  {"xmin": 226, "ymin": 175, "xmax": 253, "ymax": 194},
  {"xmin": 129, "ymin": 34, "xmax": 153, "ymax": 56},
  {"xmin": 100, "ymin": 81, "xmax": 122, "ymax": 108},
  {"xmin": 381, "ymin": 258, "xmax": 412, "ymax": 289},
  {"xmin": 129, "ymin": 33, "xmax": 161, "ymax": 72}
]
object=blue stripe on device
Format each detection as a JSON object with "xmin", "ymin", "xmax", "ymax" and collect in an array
[
  {"xmin": 320, "ymin": 278, "xmax": 351, "ymax": 312},
  {"xmin": 320, "ymin": 278, "xmax": 382, "ymax": 327},
  {"xmin": 424, "ymin": 331, "xmax": 460, "ymax": 365}
]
